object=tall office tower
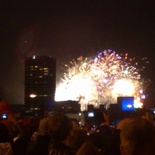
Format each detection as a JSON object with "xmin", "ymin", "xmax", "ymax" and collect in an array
[{"xmin": 25, "ymin": 56, "xmax": 56, "ymax": 116}]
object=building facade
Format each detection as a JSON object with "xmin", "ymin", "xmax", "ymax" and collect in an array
[{"xmin": 25, "ymin": 56, "xmax": 56, "ymax": 116}]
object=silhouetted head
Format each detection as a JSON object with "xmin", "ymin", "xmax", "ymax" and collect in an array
[
  {"xmin": 120, "ymin": 117, "xmax": 155, "ymax": 155},
  {"xmin": 48, "ymin": 113, "xmax": 72, "ymax": 142}
]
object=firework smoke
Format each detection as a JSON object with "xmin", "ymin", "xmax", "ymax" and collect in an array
[{"xmin": 55, "ymin": 50, "xmax": 146, "ymax": 111}]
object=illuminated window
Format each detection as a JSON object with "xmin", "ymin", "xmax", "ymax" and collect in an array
[
  {"xmin": 44, "ymin": 73, "xmax": 49, "ymax": 75},
  {"xmin": 44, "ymin": 70, "xmax": 48, "ymax": 72},
  {"xmin": 39, "ymin": 76, "xmax": 43, "ymax": 78},
  {"xmin": 44, "ymin": 68, "xmax": 49, "ymax": 71},
  {"xmin": 34, "ymin": 66, "xmax": 38, "ymax": 68},
  {"xmin": 39, "ymin": 68, "xmax": 43, "ymax": 70},
  {"xmin": 44, "ymin": 71, "xmax": 49, "ymax": 74},
  {"xmin": 30, "ymin": 94, "xmax": 37, "ymax": 98}
]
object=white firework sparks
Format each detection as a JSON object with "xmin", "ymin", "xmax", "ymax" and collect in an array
[{"xmin": 55, "ymin": 50, "xmax": 146, "ymax": 111}]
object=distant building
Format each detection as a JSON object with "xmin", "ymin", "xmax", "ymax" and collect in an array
[
  {"xmin": 53, "ymin": 100, "xmax": 81, "ymax": 113},
  {"xmin": 25, "ymin": 55, "xmax": 56, "ymax": 117}
]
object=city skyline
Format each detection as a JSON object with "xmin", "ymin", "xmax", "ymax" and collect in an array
[{"xmin": 0, "ymin": 1, "xmax": 155, "ymax": 107}]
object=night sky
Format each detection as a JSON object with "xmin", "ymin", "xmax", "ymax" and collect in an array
[{"xmin": 0, "ymin": 1, "xmax": 155, "ymax": 107}]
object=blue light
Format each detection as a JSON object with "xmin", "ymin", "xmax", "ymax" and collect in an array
[{"xmin": 120, "ymin": 97, "xmax": 134, "ymax": 111}]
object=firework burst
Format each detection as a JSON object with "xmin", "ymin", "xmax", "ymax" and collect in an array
[{"xmin": 55, "ymin": 50, "xmax": 146, "ymax": 111}]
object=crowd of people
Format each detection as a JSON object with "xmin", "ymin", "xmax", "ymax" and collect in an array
[{"xmin": 0, "ymin": 109, "xmax": 155, "ymax": 155}]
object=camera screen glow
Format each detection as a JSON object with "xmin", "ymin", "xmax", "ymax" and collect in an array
[
  {"xmin": 118, "ymin": 97, "xmax": 135, "ymax": 111},
  {"xmin": 121, "ymin": 97, "xmax": 134, "ymax": 111},
  {"xmin": 88, "ymin": 112, "xmax": 94, "ymax": 117}
]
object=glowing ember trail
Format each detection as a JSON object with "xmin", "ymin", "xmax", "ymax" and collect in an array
[{"xmin": 55, "ymin": 50, "xmax": 146, "ymax": 111}]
